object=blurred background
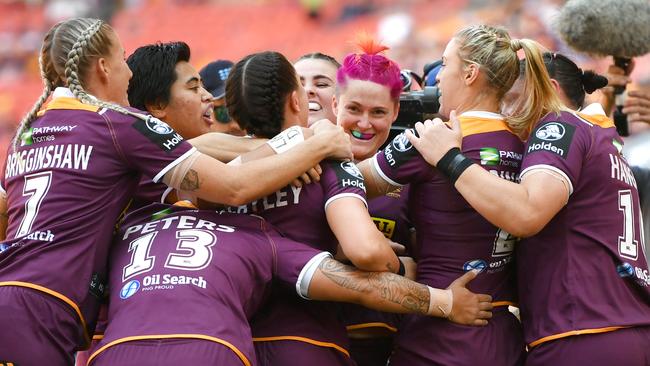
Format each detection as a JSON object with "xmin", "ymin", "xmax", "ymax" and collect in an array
[{"xmin": 1, "ymin": 0, "xmax": 649, "ymax": 154}]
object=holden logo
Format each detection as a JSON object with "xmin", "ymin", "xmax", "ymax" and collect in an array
[
  {"xmin": 340, "ymin": 161, "xmax": 363, "ymax": 179},
  {"xmin": 535, "ymin": 122, "xmax": 565, "ymax": 141},
  {"xmin": 146, "ymin": 116, "xmax": 174, "ymax": 135},
  {"xmin": 392, "ymin": 132, "xmax": 412, "ymax": 152}
]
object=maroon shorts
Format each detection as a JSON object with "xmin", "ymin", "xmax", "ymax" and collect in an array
[
  {"xmin": 254, "ymin": 339, "xmax": 355, "ymax": 366},
  {"xmin": 90, "ymin": 338, "xmax": 245, "ymax": 366},
  {"xmin": 526, "ymin": 326, "xmax": 650, "ymax": 366},
  {"xmin": 390, "ymin": 308, "xmax": 526, "ymax": 366},
  {"xmin": 0, "ymin": 286, "xmax": 80, "ymax": 366}
]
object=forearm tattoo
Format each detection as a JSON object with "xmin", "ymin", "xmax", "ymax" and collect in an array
[
  {"xmin": 318, "ymin": 259, "xmax": 430, "ymax": 315},
  {"xmin": 180, "ymin": 169, "xmax": 200, "ymax": 191}
]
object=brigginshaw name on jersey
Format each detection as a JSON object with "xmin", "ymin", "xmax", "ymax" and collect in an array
[{"xmin": 4, "ymin": 144, "xmax": 93, "ymax": 179}]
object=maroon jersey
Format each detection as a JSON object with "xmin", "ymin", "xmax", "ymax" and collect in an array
[
  {"xmin": 374, "ymin": 112, "xmax": 526, "ymax": 364},
  {"xmin": 518, "ymin": 110, "xmax": 650, "ymax": 349},
  {"xmin": 340, "ymin": 186, "xmax": 412, "ymax": 335},
  {"xmin": 369, "ymin": 185, "xmax": 412, "ymax": 248},
  {"xmin": 227, "ymin": 160, "xmax": 366, "ymax": 251},
  {"xmin": 88, "ymin": 204, "xmax": 326, "ymax": 366},
  {"xmin": 0, "ymin": 88, "xmax": 195, "ymax": 344},
  {"xmin": 243, "ymin": 160, "xmax": 367, "ymax": 359}
]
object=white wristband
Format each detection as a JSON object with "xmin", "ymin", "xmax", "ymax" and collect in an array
[
  {"xmin": 427, "ymin": 286, "xmax": 453, "ymax": 318},
  {"xmin": 266, "ymin": 126, "xmax": 305, "ymax": 154}
]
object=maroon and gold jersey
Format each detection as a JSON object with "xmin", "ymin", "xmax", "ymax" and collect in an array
[
  {"xmin": 518, "ymin": 109, "xmax": 650, "ymax": 349},
  {"xmin": 374, "ymin": 112, "xmax": 526, "ymax": 365},
  {"xmin": 88, "ymin": 204, "xmax": 326, "ymax": 366},
  {"xmin": 0, "ymin": 88, "xmax": 195, "ymax": 344}
]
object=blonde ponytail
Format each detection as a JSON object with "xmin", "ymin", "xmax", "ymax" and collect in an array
[{"xmin": 506, "ymin": 38, "xmax": 564, "ymax": 138}]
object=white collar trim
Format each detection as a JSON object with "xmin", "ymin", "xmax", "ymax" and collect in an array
[
  {"xmin": 459, "ymin": 111, "xmax": 504, "ymax": 120},
  {"xmin": 579, "ymin": 103, "xmax": 607, "ymax": 117}
]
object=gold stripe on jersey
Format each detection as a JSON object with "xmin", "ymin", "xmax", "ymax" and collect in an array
[
  {"xmin": 92, "ymin": 334, "xmax": 104, "ymax": 341},
  {"xmin": 457, "ymin": 117, "xmax": 514, "ymax": 138},
  {"xmin": 346, "ymin": 322, "xmax": 398, "ymax": 333},
  {"xmin": 492, "ymin": 301, "xmax": 517, "ymax": 307},
  {"xmin": 87, "ymin": 334, "xmax": 252, "ymax": 366},
  {"xmin": 36, "ymin": 97, "xmax": 100, "ymax": 116},
  {"xmin": 528, "ymin": 326, "xmax": 629, "ymax": 348},
  {"xmin": 252, "ymin": 336, "xmax": 351, "ymax": 357},
  {"xmin": 0, "ymin": 281, "xmax": 90, "ymax": 345},
  {"xmin": 575, "ymin": 112, "xmax": 615, "ymax": 129}
]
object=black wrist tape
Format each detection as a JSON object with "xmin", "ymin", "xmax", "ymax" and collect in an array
[{"xmin": 437, "ymin": 147, "xmax": 474, "ymax": 185}]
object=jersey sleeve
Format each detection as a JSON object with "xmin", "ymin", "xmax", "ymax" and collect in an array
[
  {"xmin": 520, "ymin": 117, "xmax": 589, "ymax": 195},
  {"xmin": 105, "ymin": 111, "xmax": 196, "ymax": 183},
  {"xmin": 320, "ymin": 160, "xmax": 368, "ymax": 210},
  {"xmin": 272, "ymin": 236, "xmax": 332, "ymax": 300},
  {"xmin": 372, "ymin": 130, "xmax": 434, "ymax": 186}
]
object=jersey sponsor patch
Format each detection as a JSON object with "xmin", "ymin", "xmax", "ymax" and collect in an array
[
  {"xmin": 132, "ymin": 116, "xmax": 184, "ymax": 152},
  {"xmin": 335, "ymin": 161, "xmax": 366, "ymax": 191},
  {"xmin": 526, "ymin": 121, "xmax": 575, "ymax": 159},
  {"xmin": 383, "ymin": 130, "xmax": 420, "ymax": 169},
  {"xmin": 372, "ymin": 217, "xmax": 396, "ymax": 239}
]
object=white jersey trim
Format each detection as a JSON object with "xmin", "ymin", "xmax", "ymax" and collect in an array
[
  {"xmin": 521, "ymin": 164, "xmax": 574, "ymax": 195},
  {"xmin": 152, "ymin": 147, "xmax": 198, "ymax": 183},
  {"xmin": 324, "ymin": 193, "xmax": 368, "ymax": 211},
  {"xmin": 160, "ymin": 187, "xmax": 174, "ymax": 203},
  {"xmin": 459, "ymin": 111, "xmax": 505, "ymax": 120},
  {"xmin": 372, "ymin": 154, "xmax": 403, "ymax": 187},
  {"xmin": 0, "ymin": 182, "xmax": 5, "ymax": 194},
  {"xmin": 296, "ymin": 251, "xmax": 332, "ymax": 300}
]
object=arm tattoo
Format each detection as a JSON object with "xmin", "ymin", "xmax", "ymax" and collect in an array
[
  {"xmin": 318, "ymin": 258, "xmax": 430, "ymax": 315},
  {"xmin": 180, "ymin": 169, "xmax": 200, "ymax": 191}
]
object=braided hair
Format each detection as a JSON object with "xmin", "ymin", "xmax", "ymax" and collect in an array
[
  {"xmin": 13, "ymin": 18, "xmax": 135, "ymax": 150},
  {"xmin": 226, "ymin": 51, "xmax": 299, "ymax": 138}
]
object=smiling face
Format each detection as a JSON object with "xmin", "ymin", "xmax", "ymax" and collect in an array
[
  {"xmin": 294, "ymin": 58, "xmax": 338, "ymax": 126},
  {"xmin": 156, "ymin": 61, "xmax": 215, "ymax": 139},
  {"xmin": 436, "ymin": 38, "xmax": 469, "ymax": 119},
  {"xmin": 334, "ymin": 79, "xmax": 398, "ymax": 160}
]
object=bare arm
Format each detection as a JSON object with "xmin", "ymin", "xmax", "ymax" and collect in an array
[
  {"xmin": 309, "ymin": 258, "xmax": 493, "ymax": 326},
  {"xmin": 452, "ymin": 165, "xmax": 568, "ymax": 237},
  {"xmin": 405, "ymin": 112, "xmax": 568, "ymax": 238},
  {"xmin": 164, "ymin": 126, "xmax": 351, "ymax": 206},
  {"xmin": 326, "ymin": 197, "xmax": 400, "ymax": 273},
  {"xmin": 357, "ymin": 158, "xmax": 400, "ymax": 200},
  {"xmin": 0, "ymin": 190, "xmax": 7, "ymax": 240},
  {"xmin": 188, "ymin": 132, "xmax": 267, "ymax": 163}
]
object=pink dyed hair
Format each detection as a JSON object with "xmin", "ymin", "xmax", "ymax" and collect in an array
[{"xmin": 337, "ymin": 36, "xmax": 402, "ymax": 100}]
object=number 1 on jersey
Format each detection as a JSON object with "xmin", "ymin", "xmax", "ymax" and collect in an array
[{"xmin": 618, "ymin": 190, "xmax": 639, "ymax": 260}]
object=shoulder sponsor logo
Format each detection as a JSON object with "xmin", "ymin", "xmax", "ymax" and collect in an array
[
  {"xmin": 463, "ymin": 259, "xmax": 487, "ymax": 273},
  {"xmin": 132, "ymin": 116, "xmax": 184, "ymax": 152},
  {"xmin": 392, "ymin": 132, "xmax": 413, "ymax": 152},
  {"xmin": 120, "ymin": 279, "xmax": 140, "ymax": 299},
  {"xmin": 146, "ymin": 117, "xmax": 174, "ymax": 134},
  {"xmin": 341, "ymin": 161, "xmax": 363, "ymax": 179},
  {"xmin": 535, "ymin": 122, "xmax": 565, "ymax": 141},
  {"xmin": 480, "ymin": 147, "xmax": 500, "ymax": 166},
  {"xmin": 526, "ymin": 121, "xmax": 575, "ymax": 159}
]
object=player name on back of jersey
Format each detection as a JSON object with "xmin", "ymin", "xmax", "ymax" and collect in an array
[
  {"xmin": 4, "ymin": 143, "xmax": 93, "ymax": 179},
  {"xmin": 226, "ymin": 185, "xmax": 303, "ymax": 214},
  {"xmin": 610, "ymin": 154, "xmax": 637, "ymax": 189}
]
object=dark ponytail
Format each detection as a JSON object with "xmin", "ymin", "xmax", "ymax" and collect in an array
[
  {"xmin": 226, "ymin": 51, "xmax": 298, "ymax": 138},
  {"xmin": 541, "ymin": 52, "xmax": 608, "ymax": 109},
  {"xmin": 581, "ymin": 70, "xmax": 608, "ymax": 94}
]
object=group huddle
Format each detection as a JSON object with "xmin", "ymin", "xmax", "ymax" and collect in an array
[{"xmin": 0, "ymin": 16, "xmax": 649, "ymax": 366}]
